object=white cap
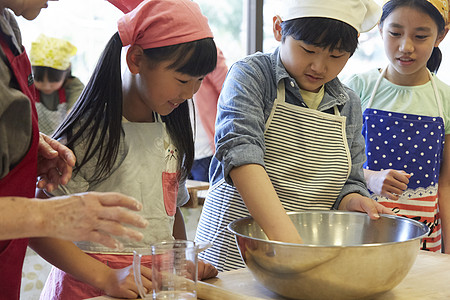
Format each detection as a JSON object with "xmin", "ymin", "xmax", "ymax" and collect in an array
[{"xmin": 276, "ymin": 0, "xmax": 382, "ymax": 33}]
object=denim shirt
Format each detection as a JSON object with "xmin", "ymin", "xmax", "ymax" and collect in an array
[{"xmin": 210, "ymin": 47, "xmax": 370, "ymax": 208}]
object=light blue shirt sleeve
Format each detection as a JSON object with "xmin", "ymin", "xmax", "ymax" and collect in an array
[{"xmin": 211, "ymin": 59, "xmax": 269, "ymax": 186}]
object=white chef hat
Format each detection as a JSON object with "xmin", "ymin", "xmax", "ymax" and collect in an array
[{"xmin": 276, "ymin": 0, "xmax": 382, "ymax": 33}]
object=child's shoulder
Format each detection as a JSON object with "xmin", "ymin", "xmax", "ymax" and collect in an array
[
  {"xmin": 233, "ymin": 51, "xmax": 272, "ymax": 70},
  {"xmin": 341, "ymin": 68, "xmax": 380, "ymax": 85},
  {"xmin": 228, "ymin": 52, "xmax": 275, "ymax": 83},
  {"xmin": 432, "ymin": 74, "xmax": 450, "ymax": 92},
  {"xmin": 341, "ymin": 68, "xmax": 381, "ymax": 96},
  {"xmin": 0, "ymin": 9, "xmax": 22, "ymax": 51}
]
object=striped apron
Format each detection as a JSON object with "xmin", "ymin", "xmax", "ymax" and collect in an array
[
  {"xmin": 196, "ymin": 80, "xmax": 351, "ymax": 271},
  {"xmin": 363, "ymin": 68, "xmax": 445, "ymax": 252}
]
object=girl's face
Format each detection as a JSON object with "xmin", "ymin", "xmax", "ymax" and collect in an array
[
  {"xmin": 125, "ymin": 48, "xmax": 204, "ymax": 121},
  {"xmin": 34, "ymin": 74, "xmax": 65, "ymax": 95},
  {"xmin": 279, "ymin": 36, "xmax": 351, "ymax": 93},
  {"xmin": 380, "ymin": 6, "xmax": 446, "ymax": 85},
  {"xmin": 9, "ymin": 0, "xmax": 57, "ymax": 20}
]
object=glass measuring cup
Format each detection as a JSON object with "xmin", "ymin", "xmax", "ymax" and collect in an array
[{"xmin": 133, "ymin": 240, "xmax": 210, "ymax": 300}]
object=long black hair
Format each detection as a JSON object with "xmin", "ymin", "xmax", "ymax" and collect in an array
[
  {"xmin": 280, "ymin": 17, "xmax": 359, "ymax": 56},
  {"xmin": 53, "ymin": 33, "xmax": 217, "ymax": 184},
  {"xmin": 380, "ymin": 0, "xmax": 446, "ymax": 73}
]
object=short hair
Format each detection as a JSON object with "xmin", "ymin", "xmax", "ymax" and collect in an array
[
  {"xmin": 280, "ymin": 17, "xmax": 359, "ymax": 55},
  {"xmin": 32, "ymin": 66, "xmax": 69, "ymax": 82}
]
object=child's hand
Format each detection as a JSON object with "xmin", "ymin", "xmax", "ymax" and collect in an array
[
  {"xmin": 365, "ymin": 169, "xmax": 411, "ymax": 200},
  {"xmin": 339, "ymin": 192, "xmax": 395, "ymax": 219},
  {"xmin": 198, "ymin": 259, "xmax": 218, "ymax": 280},
  {"xmin": 103, "ymin": 265, "xmax": 152, "ymax": 299}
]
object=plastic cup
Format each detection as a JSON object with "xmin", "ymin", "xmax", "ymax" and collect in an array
[{"xmin": 133, "ymin": 240, "xmax": 201, "ymax": 300}]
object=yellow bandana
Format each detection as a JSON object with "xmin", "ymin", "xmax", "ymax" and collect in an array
[
  {"xmin": 30, "ymin": 34, "xmax": 77, "ymax": 70},
  {"xmin": 384, "ymin": 0, "xmax": 449, "ymax": 24}
]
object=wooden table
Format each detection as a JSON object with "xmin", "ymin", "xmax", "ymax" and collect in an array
[
  {"xmin": 184, "ymin": 179, "xmax": 209, "ymax": 208},
  {"xmin": 87, "ymin": 251, "xmax": 450, "ymax": 300}
]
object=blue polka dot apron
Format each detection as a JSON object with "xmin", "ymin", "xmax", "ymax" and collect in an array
[
  {"xmin": 363, "ymin": 68, "xmax": 445, "ymax": 252},
  {"xmin": 196, "ymin": 80, "xmax": 351, "ymax": 271}
]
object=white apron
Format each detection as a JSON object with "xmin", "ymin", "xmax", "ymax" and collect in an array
[
  {"xmin": 196, "ymin": 80, "xmax": 351, "ymax": 271},
  {"xmin": 363, "ymin": 68, "xmax": 445, "ymax": 252},
  {"xmin": 40, "ymin": 118, "xmax": 182, "ymax": 300}
]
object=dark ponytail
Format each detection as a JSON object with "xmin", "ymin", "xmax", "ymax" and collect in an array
[
  {"xmin": 428, "ymin": 46, "xmax": 443, "ymax": 73},
  {"xmin": 53, "ymin": 32, "xmax": 124, "ymax": 183}
]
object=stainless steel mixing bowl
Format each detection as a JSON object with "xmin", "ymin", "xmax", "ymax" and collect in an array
[{"xmin": 228, "ymin": 211, "xmax": 429, "ymax": 300}]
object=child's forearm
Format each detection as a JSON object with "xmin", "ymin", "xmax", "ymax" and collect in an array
[
  {"xmin": 29, "ymin": 237, "xmax": 112, "ymax": 290},
  {"xmin": 230, "ymin": 164, "xmax": 303, "ymax": 244},
  {"xmin": 173, "ymin": 207, "xmax": 187, "ymax": 240}
]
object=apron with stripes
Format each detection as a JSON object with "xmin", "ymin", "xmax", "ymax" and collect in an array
[
  {"xmin": 196, "ymin": 80, "xmax": 351, "ymax": 271},
  {"xmin": 363, "ymin": 68, "xmax": 445, "ymax": 252}
]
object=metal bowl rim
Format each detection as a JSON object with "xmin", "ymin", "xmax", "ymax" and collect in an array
[{"xmin": 227, "ymin": 210, "xmax": 430, "ymax": 248}]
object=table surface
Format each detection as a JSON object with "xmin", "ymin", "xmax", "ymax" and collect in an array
[{"xmin": 87, "ymin": 251, "xmax": 450, "ymax": 300}]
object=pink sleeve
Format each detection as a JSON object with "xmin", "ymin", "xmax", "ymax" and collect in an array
[{"xmin": 194, "ymin": 47, "xmax": 228, "ymax": 143}]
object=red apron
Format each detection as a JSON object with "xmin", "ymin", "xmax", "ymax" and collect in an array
[
  {"xmin": 0, "ymin": 33, "xmax": 39, "ymax": 300},
  {"xmin": 36, "ymin": 87, "xmax": 67, "ymax": 103}
]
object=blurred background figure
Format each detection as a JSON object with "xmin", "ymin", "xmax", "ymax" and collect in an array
[
  {"xmin": 30, "ymin": 34, "xmax": 84, "ymax": 136},
  {"xmin": 189, "ymin": 47, "xmax": 228, "ymax": 182}
]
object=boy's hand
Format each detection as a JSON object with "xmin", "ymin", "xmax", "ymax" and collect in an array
[{"xmin": 339, "ymin": 192, "xmax": 395, "ymax": 219}]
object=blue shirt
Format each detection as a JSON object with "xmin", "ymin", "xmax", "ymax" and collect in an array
[{"xmin": 210, "ymin": 47, "xmax": 370, "ymax": 207}]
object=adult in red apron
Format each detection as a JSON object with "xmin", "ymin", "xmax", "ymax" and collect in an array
[
  {"xmin": 0, "ymin": 34, "xmax": 39, "ymax": 299},
  {"xmin": 362, "ymin": 68, "xmax": 444, "ymax": 252},
  {"xmin": 196, "ymin": 80, "xmax": 351, "ymax": 271},
  {"xmin": 35, "ymin": 87, "xmax": 67, "ymax": 136}
]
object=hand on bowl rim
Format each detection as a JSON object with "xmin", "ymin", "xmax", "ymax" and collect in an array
[{"xmin": 339, "ymin": 192, "xmax": 395, "ymax": 219}]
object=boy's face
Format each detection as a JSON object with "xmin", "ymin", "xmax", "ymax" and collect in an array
[{"xmin": 279, "ymin": 36, "xmax": 351, "ymax": 93}]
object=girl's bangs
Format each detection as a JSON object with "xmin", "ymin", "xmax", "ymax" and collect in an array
[{"xmin": 171, "ymin": 38, "xmax": 218, "ymax": 77}]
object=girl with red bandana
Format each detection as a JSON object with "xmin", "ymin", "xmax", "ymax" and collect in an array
[{"xmin": 33, "ymin": 0, "xmax": 219, "ymax": 299}]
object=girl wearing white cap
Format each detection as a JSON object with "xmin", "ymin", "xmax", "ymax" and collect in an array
[
  {"xmin": 30, "ymin": 0, "xmax": 219, "ymax": 299},
  {"xmin": 30, "ymin": 34, "xmax": 84, "ymax": 136},
  {"xmin": 196, "ymin": 0, "xmax": 393, "ymax": 272},
  {"xmin": 345, "ymin": 0, "xmax": 450, "ymax": 253}
]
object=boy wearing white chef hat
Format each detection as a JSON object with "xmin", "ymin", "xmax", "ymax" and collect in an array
[
  {"xmin": 195, "ymin": 0, "xmax": 393, "ymax": 272},
  {"xmin": 278, "ymin": 0, "xmax": 381, "ymax": 33}
]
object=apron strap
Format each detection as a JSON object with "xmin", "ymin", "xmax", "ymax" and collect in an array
[
  {"xmin": 154, "ymin": 112, "xmax": 163, "ymax": 123},
  {"xmin": 367, "ymin": 68, "xmax": 386, "ymax": 108},
  {"xmin": 429, "ymin": 70, "xmax": 445, "ymax": 125},
  {"xmin": 368, "ymin": 67, "xmax": 444, "ymax": 126},
  {"xmin": 276, "ymin": 79, "xmax": 286, "ymax": 103}
]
